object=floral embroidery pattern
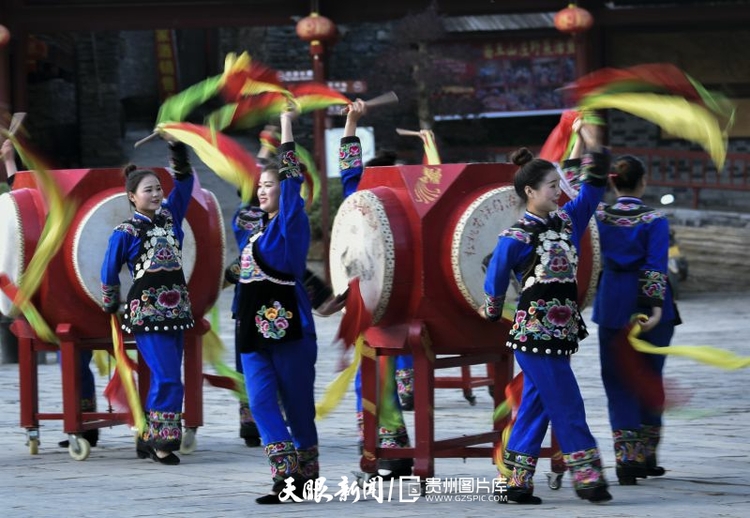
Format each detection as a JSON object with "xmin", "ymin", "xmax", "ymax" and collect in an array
[
  {"xmin": 596, "ymin": 202, "xmax": 663, "ymax": 227},
  {"xmin": 504, "ymin": 450, "xmax": 537, "ymax": 490},
  {"xmin": 640, "ymin": 269, "xmax": 666, "ymax": 301},
  {"xmin": 339, "ymin": 141, "xmax": 362, "ymax": 171},
  {"xmin": 144, "ymin": 410, "xmax": 182, "ymax": 450},
  {"xmin": 255, "ymin": 301, "xmax": 294, "ymax": 339},
  {"xmin": 564, "ymin": 447, "xmax": 605, "ymax": 490},
  {"xmin": 279, "ymin": 148, "xmax": 302, "ymax": 180},
  {"xmin": 484, "ymin": 293, "xmax": 504, "ymax": 320},
  {"xmin": 613, "ymin": 429, "xmax": 646, "ymax": 465},
  {"xmin": 266, "ymin": 441, "xmax": 298, "ymax": 482},
  {"xmin": 526, "ymin": 228, "xmax": 578, "ymax": 288},
  {"xmin": 500, "ymin": 228, "xmax": 531, "ymax": 244},
  {"xmin": 235, "ymin": 206, "xmax": 265, "ymax": 233},
  {"xmin": 297, "ymin": 446, "xmax": 320, "ymax": 479},
  {"xmin": 129, "ymin": 284, "xmax": 192, "ymax": 327},
  {"xmin": 133, "ymin": 219, "xmax": 182, "ymax": 280},
  {"xmin": 101, "ymin": 283, "xmax": 120, "ymax": 312},
  {"xmin": 379, "ymin": 424, "xmax": 410, "ymax": 448},
  {"xmin": 510, "ymin": 297, "xmax": 580, "ymax": 343}
]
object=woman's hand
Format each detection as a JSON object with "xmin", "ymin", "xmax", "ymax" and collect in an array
[{"xmin": 638, "ymin": 307, "xmax": 663, "ymax": 333}]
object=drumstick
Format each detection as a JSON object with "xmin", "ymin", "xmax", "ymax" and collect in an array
[
  {"xmin": 395, "ymin": 128, "xmax": 423, "ymax": 137},
  {"xmin": 339, "ymin": 91, "xmax": 399, "ymax": 115},
  {"xmin": 8, "ymin": 112, "xmax": 26, "ymax": 136},
  {"xmin": 133, "ymin": 131, "xmax": 160, "ymax": 148}
]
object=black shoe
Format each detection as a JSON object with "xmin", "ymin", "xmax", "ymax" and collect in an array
[
  {"xmin": 377, "ymin": 458, "xmax": 413, "ymax": 480},
  {"xmin": 576, "ymin": 485, "xmax": 613, "ymax": 503},
  {"xmin": 151, "ymin": 449, "xmax": 180, "ymax": 465},
  {"xmin": 256, "ymin": 476, "xmax": 305, "ymax": 504},
  {"xmin": 616, "ymin": 463, "xmax": 649, "ymax": 485},
  {"xmin": 58, "ymin": 429, "xmax": 99, "ymax": 448},
  {"xmin": 136, "ymin": 438, "xmax": 151, "ymax": 459},
  {"xmin": 240, "ymin": 421, "xmax": 261, "ymax": 448},
  {"xmin": 646, "ymin": 465, "xmax": 666, "ymax": 476}
]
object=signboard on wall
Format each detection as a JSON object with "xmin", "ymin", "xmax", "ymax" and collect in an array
[{"xmin": 436, "ymin": 37, "xmax": 577, "ymax": 119}]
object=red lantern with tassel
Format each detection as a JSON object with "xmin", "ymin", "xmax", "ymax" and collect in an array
[
  {"xmin": 554, "ymin": 3, "xmax": 594, "ymax": 34},
  {"xmin": 296, "ymin": 12, "xmax": 337, "ymax": 44}
]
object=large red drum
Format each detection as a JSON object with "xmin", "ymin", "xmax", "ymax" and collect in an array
[
  {"xmin": 0, "ymin": 168, "xmax": 225, "ymax": 339},
  {"xmin": 329, "ymin": 162, "xmax": 599, "ymax": 354}
]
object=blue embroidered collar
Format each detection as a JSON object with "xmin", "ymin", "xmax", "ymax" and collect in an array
[{"xmin": 524, "ymin": 211, "xmax": 548, "ymax": 225}]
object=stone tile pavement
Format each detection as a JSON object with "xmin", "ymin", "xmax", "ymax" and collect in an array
[{"xmin": 0, "ymin": 289, "xmax": 749, "ymax": 517}]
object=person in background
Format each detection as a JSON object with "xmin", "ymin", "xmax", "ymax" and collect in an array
[
  {"xmin": 339, "ymin": 99, "xmax": 413, "ymax": 478},
  {"xmin": 480, "ymin": 119, "xmax": 612, "ymax": 504},
  {"xmin": 101, "ymin": 140, "xmax": 196, "ymax": 465},
  {"xmin": 592, "ymin": 154, "xmax": 679, "ymax": 485}
]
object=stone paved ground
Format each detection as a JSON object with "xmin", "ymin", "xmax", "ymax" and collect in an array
[{"xmin": 1, "ymin": 287, "xmax": 749, "ymax": 517}]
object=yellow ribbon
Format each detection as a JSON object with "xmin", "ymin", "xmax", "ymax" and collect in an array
[
  {"xmin": 1, "ymin": 133, "xmax": 76, "ymax": 344},
  {"xmin": 110, "ymin": 314, "xmax": 146, "ymax": 433},
  {"xmin": 629, "ymin": 314, "xmax": 750, "ymax": 369},
  {"xmin": 315, "ymin": 334, "xmax": 364, "ymax": 419}
]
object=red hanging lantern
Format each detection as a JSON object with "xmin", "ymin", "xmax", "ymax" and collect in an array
[
  {"xmin": 296, "ymin": 12, "xmax": 337, "ymax": 44},
  {"xmin": 554, "ymin": 3, "xmax": 594, "ymax": 34}
]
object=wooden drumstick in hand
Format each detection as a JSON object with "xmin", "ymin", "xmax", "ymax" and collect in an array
[{"xmin": 340, "ymin": 91, "xmax": 398, "ymax": 115}]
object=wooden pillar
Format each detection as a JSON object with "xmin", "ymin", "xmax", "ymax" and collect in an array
[{"xmin": 310, "ymin": 41, "xmax": 331, "ymax": 282}]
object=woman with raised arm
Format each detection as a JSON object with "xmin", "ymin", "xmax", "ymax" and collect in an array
[
  {"xmin": 481, "ymin": 119, "xmax": 612, "ymax": 504},
  {"xmin": 235, "ymin": 109, "xmax": 319, "ymax": 504}
]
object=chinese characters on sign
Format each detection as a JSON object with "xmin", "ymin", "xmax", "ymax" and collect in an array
[{"xmin": 437, "ymin": 37, "xmax": 577, "ymax": 115}]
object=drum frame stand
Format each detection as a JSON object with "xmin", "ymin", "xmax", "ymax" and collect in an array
[{"xmin": 13, "ymin": 318, "xmax": 206, "ymax": 460}]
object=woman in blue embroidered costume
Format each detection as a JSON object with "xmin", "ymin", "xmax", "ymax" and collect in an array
[
  {"xmin": 339, "ymin": 99, "xmax": 414, "ymax": 478},
  {"xmin": 481, "ymin": 119, "xmax": 612, "ymax": 504},
  {"xmin": 235, "ymin": 109, "xmax": 318, "ymax": 504},
  {"xmin": 592, "ymin": 155, "xmax": 678, "ymax": 485},
  {"xmin": 100, "ymin": 141, "xmax": 195, "ymax": 465}
]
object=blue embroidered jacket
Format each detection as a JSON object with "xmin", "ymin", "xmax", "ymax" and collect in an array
[
  {"xmin": 592, "ymin": 196, "xmax": 676, "ymax": 329},
  {"xmin": 100, "ymin": 166, "xmax": 194, "ymax": 333},
  {"xmin": 483, "ymin": 154, "xmax": 608, "ymax": 355},
  {"xmin": 237, "ymin": 142, "xmax": 315, "ymax": 342}
]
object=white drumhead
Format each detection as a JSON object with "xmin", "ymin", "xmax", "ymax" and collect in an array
[
  {"xmin": 0, "ymin": 193, "xmax": 24, "ymax": 315},
  {"xmin": 72, "ymin": 193, "xmax": 197, "ymax": 306},
  {"xmin": 451, "ymin": 186, "xmax": 523, "ymax": 312},
  {"xmin": 329, "ymin": 190, "xmax": 395, "ymax": 324}
]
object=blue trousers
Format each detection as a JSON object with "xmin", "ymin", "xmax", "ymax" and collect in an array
[
  {"xmin": 241, "ymin": 336, "xmax": 318, "ymax": 449},
  {"xmin": 599, "ymin": 321, "xmax": 674, "ymax": 429},
  {"xmin": 134, "ymin": 331, "xmax": 184, "ymax": 412},
  {"xmin": 508, "ymin": 351, "xmax": 598, "ymax": 456}
]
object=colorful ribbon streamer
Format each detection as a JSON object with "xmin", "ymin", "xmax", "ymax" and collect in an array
[
  {"xmin": 108, "ymin": 314, "xmax": 146, "ymax": 433},
  {"xmin": 315, "ymin": 334, "xmax": 364, "ymax": 419},
  {"xmin": 629, "ymin": 314, "xmax": 750, "ymax": 369}
]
